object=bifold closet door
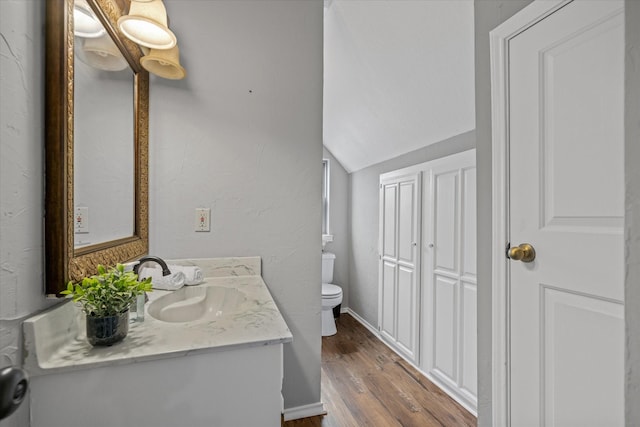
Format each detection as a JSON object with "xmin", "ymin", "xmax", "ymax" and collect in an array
[
  {"xmin": 379, "ymin": 172, "xmax": 421, "ymax": 363},
  {"xmin": 422, "ymin": 150, "xmax": 477, "ymax": 412}
]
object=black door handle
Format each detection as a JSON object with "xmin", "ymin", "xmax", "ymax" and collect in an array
[{"xmin": 0, "ymin": 366, "xmax": 29, "ymax": 421}]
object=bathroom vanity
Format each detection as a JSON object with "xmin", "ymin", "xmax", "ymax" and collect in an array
[{"xmin": 23, "ymin": 257, "xmax": 292, "ymax": 427}]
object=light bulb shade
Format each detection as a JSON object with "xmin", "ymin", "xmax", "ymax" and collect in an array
[
  {"xmin": 140, "ymin": 45, "xmax": 186, "ymax": 79},
  {"xmin": 76, "ymin": 35, "xmax": 128, "ymax": 71},
  {"xmin": 73, "ymin": 0, "xmax": 105, "ymax": 38},
  {"xmin": 117, "ymin": 0, "xmax": 177, "ymax": 50}
]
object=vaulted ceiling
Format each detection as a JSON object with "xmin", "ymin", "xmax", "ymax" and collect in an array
[{"xmin": 323, "ymin": 0, "xmax": 475, "ymax": 173}]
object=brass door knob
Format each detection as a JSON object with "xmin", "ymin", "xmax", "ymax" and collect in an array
[{"xmin": 508, "ymin": 243, "xmax": 536, "ymax": 263}]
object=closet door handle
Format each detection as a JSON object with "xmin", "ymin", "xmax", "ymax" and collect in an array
[{"xmin": 508, "ymin": 243, "xmax": 536, "ymax": 263}]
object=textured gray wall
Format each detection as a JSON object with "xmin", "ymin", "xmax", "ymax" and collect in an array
[
  {"xmin": 625, "ymin": 1, "xmax": 640, "ymax": 424},
  {"xmin": 0, "ymin": 1, "xmax": 58, "ymax": 425},
  {"xmin": 348, "ymin": 130, "xmax": 475, "ymax": 327},
  {"xmin": 150, "ymin": 0, "xmax": 323, "ymax": 410}
]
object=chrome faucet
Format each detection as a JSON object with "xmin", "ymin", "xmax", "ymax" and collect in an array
[{"xmin": 133, "ymin": 256, "xmax": 171, "ymax": 277}]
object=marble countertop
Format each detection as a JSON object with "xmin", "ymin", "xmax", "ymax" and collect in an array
[{"xmin": 23, "ymin": 257, "xmax": 292, "ymax": 377}]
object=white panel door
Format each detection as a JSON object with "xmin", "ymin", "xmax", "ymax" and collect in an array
[
  {"xmin": 422, "ymin": 150, "xmax": 477, "ymax": 412},
  {"xmin": 508, "ymin": 1, "xmax": 624, "ymax": 425},
  {"xmin": 381, "ymin": 185, "xmax": 397, "ymax": 339},
  {"xmin": 379, "ymin": 173, "xmax": 420, "ymax": 362}
]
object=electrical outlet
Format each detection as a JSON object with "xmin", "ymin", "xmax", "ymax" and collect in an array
[
  {"xmin": 75, "ymin": 207, "xmax": 89, "ymax": 233},
  {"xmin": 195, "ymin": 208, "xmax": 210, "ymax": 232}
]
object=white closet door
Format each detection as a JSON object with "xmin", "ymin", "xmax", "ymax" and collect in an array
[
  {"xmin": 422, "ymin": 150, "xmax": 477, "ymax": 412},
  {"xmin": 379, "ymin": 172, "xmax": 421, "ymax": 362}
]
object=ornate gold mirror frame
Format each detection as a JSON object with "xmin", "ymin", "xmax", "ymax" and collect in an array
[{"xmin": 45, "ymin": 0, "xmax": 149, "ymax": 296}]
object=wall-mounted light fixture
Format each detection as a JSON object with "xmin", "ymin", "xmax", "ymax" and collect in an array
[
  {"xmin": 74, "ymin": 0, "xmax": 186, "ymax": 79},
  {"xmin": 74, "ymin": 0, "xmax": 106, "ymax": 38},
  {"xmin": 117, "ymin": 0, "xmax": 177, "ymax": 50},
  {"xmin": 76, "ymin": 34, "xmax": 128, "ymax": 71},
  {"xmin": 140, "ymin": 45, "xmax": 186, "ymax": 80}
]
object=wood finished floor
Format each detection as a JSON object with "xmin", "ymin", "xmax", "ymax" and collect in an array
[{"xmin": 283, "ymin": 314, "xmax": 476, "ymax": 427}]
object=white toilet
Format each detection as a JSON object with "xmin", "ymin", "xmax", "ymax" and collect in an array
[{"xmin": 322, "ymin": 252, "xmax": 343, "ymax": 336}]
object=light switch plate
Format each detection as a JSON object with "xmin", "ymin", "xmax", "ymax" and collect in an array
[
  {"xmin": 195, "ymin": 208, "xmax": 211, "ymax": 232},
  {"xmin": 75, "ymin": 207, "xmax": 89, "ymax": 233}
]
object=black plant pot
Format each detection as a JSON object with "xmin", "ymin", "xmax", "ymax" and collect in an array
[{"xmin": 86, "ymin": 311, "xmax": 129, "ymax": 346}]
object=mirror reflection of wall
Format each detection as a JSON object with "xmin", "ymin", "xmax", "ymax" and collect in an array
[{"xmin": 73, "ymin": 0, "xmax": 135, "ymax": 248}]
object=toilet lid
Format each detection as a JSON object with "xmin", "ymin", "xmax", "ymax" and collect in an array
[{"xmin": 322, "ymin": 283, "xmax": 342, "ymax": 297}]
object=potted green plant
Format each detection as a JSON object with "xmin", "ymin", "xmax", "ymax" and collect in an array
[{"xmin": 61, "ymin": 264, "xmax": 152, "ymax": 346}]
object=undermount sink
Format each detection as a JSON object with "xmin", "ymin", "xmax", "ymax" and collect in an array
[{"xmin": 148, "ymin": 285, "xmax": 248, "ymax": 323}]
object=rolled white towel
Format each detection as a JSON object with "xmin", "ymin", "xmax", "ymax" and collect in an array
[
  {"xmin": 168, "ymin": 265, "xmax": 204, "ymax": 286},
  {"xmin": 138, "ymin": 267, "xmax": 186, "ymax": 291}
]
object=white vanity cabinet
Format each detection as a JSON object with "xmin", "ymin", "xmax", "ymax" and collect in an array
[
  {"xmin": 23, "ymin": 257, "xmax": 291, "ymax": 427},
  {"xmin": 30, "ymin": 343, "xmax": 284, "ymax": 427}
]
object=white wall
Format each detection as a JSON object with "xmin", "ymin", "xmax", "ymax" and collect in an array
[
  {"xmin": 348, "ymin": 130, "xmax": 475, "ymax": 327},
  {"xmin": 0, "ymin": 1, "xmax": 57, "ymax": 426},
  {"xmin": 0, "ymin": 0, "xmax": 50, "ymax": 323},
  {"xmin": 323, "ymin": 0, "xmax": 475, "ymax": 173},
  {"xmin": 322, "ymin": 147, "xmax": 349, "ymax": 308},
  {"xmin": 625, "ymin": 0, "xmax": 640, "ymax": 423},
  {"xmin": 151, "ymin": 0, "xmax": 323, "ymax": 411}
]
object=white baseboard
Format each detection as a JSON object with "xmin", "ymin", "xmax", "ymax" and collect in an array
[
  {"xmin": 343, "ymin": 307, "xmax": 380, "ymax": 337},
  {"xmin": 282, "ymin": 402, "xmax": 326, "ymax": 421},
  {"xmin": 345, "ymin": 308, "xmax": 409, "ymax": 363},
  {"xmin": 424, "ymin": 370, "xmax": 478, "ymax": 416}
]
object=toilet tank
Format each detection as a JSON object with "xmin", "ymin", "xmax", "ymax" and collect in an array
[{"xmin": 322, "ymin": 252, "xmax": 336, "ymax": 284}]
